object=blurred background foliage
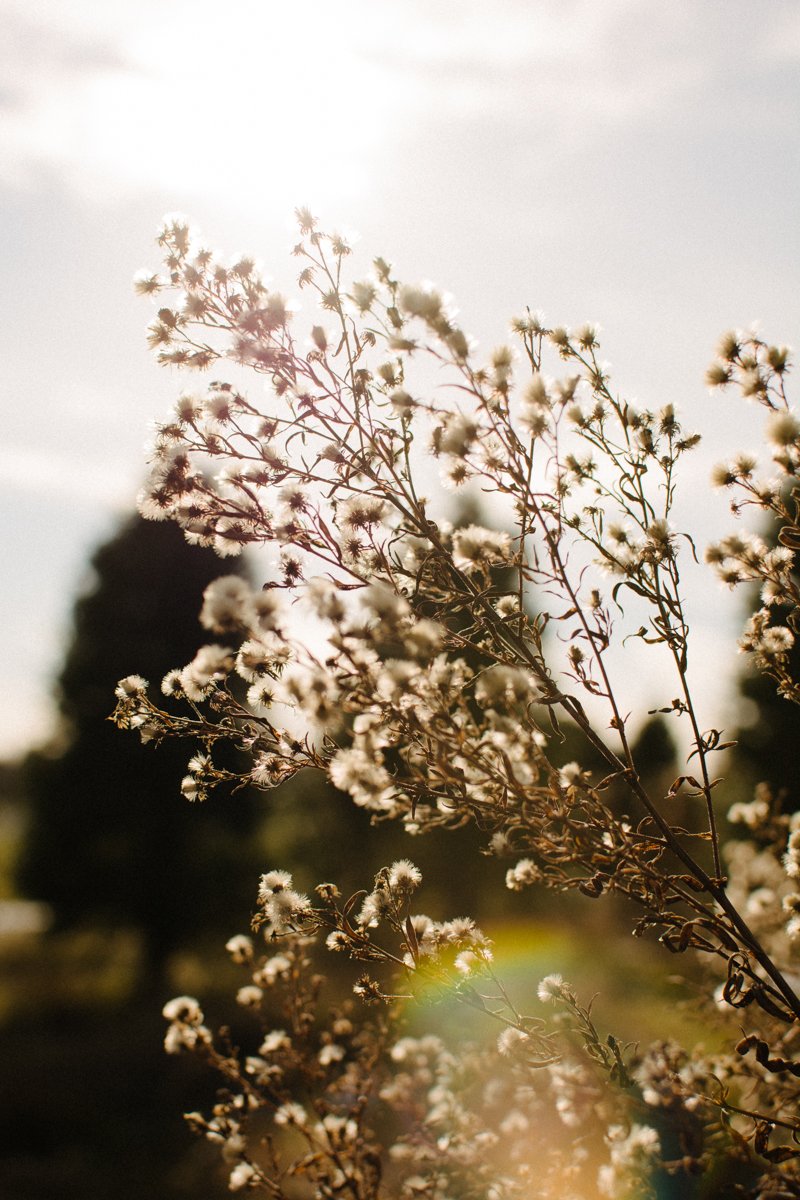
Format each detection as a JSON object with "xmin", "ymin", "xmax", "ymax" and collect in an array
[
  {"xmin": 1, "ymin": 516, "xmax": 264, "ymax": 1199},
  {"xmin": 0, "ymin": 507, "xmax": 785, "ymax": 1197}
]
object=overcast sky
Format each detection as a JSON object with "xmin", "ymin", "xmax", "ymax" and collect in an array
[{"xmin": 2, "ymin": 0, "xmax": 799, "ymax": 758}]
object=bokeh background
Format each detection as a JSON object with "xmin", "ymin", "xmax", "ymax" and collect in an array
[{"xmin": 2, "ymin": 2, "xmax": 800, "ymax": 1195}]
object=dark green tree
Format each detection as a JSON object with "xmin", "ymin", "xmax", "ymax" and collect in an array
[
  {"xmin": 731, "ymin": 644, "xmax": 800, "ymax": 813},
  {"xmin": 727, "ymin": 507, "xmax": 800, "ymax": 814},
  {"xmin": 16, "ymin": 514, "xmax": 262, "ymax": 983}
]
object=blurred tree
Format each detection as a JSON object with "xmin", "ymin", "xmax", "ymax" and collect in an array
[
  {"xmin": 727, "ymin": 511, "xmax": 800, "ymax": 814},
  {"xmin": 631, "ymin": 713, "xmax": 679, "ymax": 802},
  {"xmin": 16, "ymin": 515, "xmax": 262, "ymax": 984},
  {"xmin": 731, "ymin": 641, "xmax": 800, "ymax": 813}
]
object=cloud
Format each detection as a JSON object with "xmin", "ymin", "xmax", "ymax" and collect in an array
[
  {"xmin": 0, "ymin": 0, "xmax": 402, "ymax": 210},
  {"xmin": 0, "ymin": 7, "xmax": 131, "ymax": 119},
  {"xmin": 369, "ymin": 0, "xmax": 797, "ymax": 138},
  {"xmin": 0, "ymin": 443, "xmax": 136, "ymax": 507},
  {"xmin": 2, "ymin": 0, "xmax": 797, "ymax": 215}
]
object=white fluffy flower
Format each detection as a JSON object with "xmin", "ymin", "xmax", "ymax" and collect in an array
[
  {"xmin": 274, "ymin": 1102, "xmax": 307, "ymax": 1127},
  {"xmin": 388, "ymin": 860, "xmax": 422, "ymax": 891},
  {"xmin": 115, "ymin": 674, "xmax": 148, "ymax": 698},
  {"xmin": 497, "ymin": 1027, "xmax": 529, "ymax": 1057},
  {"xmin": 200, "ymin": 575, "xmax": 253, "ymax": 632},
  {"xmin": 537, "ymin": 974, "xmax": 566, "ymax": 1003},
  {"xmin": 452, "ymin": 525, "xmax": 512, "ymax": 573},
  {"xmin": 229, "ymin": 1161, "xmax": 257, "ymax": 1191},
  {"xmin": 505, "ymin": 859, "xmax": 540, "ymax": 891},
  {"xmin": 318, "ymin": 1043, "xmax": 345, "ymax": 1066},
  {"xmin": 236, "ymin": 986, "xmax": 264, "ymax": 1008},
  {"xmin": 162, "ymin": 995, "xmax": 202, "ymax": 1023}
]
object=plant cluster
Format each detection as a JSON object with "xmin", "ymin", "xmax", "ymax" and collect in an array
[{"xmin": 114, "ymin": 211, "xmax": 800, "ymax": 1197}]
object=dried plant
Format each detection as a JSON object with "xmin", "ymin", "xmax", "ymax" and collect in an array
[{"xmin": 115, "ymin": 211, "xmax": 800, "ymax": 1197}]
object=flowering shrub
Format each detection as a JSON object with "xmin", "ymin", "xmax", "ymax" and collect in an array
[{"xmin": 115, "ymin": 211, "xmax": 800, "ymax": 1197}]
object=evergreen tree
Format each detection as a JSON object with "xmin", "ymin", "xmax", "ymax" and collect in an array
[
  {"xmin": 728, "ymin": 509, "xmax": 800, "ymax": 814},
  {"xmin": 16, "ymin": 515, "xmax": 262, "ymax": 983},
  {"xmin": 732, "ymin": 642, "xmax": 800, "ymax": 813}
]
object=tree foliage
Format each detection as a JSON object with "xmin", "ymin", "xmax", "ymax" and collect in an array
[{"xmin": 18, "ymin": 515, "xmax": 261, "ymax": 979}]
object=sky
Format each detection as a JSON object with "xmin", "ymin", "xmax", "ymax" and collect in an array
[{"xmin": 2, "ymin": 0, "xmax": 800, "ymax": 759}]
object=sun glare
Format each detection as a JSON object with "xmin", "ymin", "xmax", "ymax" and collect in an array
[{"xmin": 19, "ymin": 2, "xmax": 397, "ymax": 212}]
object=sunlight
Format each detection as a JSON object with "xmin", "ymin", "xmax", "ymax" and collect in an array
[{"xmin": 8, "ymin": 1, "xmax": 398, "ymax": 212}]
